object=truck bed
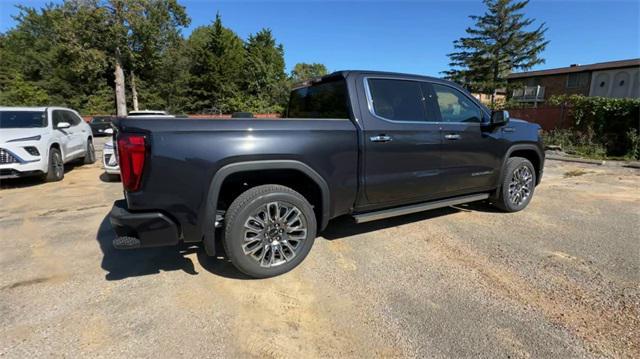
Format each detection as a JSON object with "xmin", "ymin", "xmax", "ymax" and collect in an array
[{"xmin": 114, "ymin": 117, "xmax": 359, "ymax": 241}]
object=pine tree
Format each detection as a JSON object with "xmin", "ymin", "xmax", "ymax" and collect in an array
[
  {"xmin": 243, "ymin": 29, "xmax": 288, "ymax": 113},
  {"xmin": 443, "ymin": 0, "xmax": 548, "ymax": 103},
  {"xmin": 186, "ymin": 14, "xmax": 246, "ymax": 113}
]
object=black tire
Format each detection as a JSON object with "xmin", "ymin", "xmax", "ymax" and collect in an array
[
  {"xmin": 83, "ymin": 139, "xmax": 96, "ymax": 164},
  {"xmin": 223, "ymin": 184, "xmax": 317, "ymax": 278},
  {"xmin": 493, "ymin": 156, "xmax": 536, "ymax": 212},
  {"xmin": 44, "ymin": 147, "xmax": 64, "ymax": 182}
]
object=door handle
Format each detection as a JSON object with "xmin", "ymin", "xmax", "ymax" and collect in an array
[
  {"xmin": 370, "ymin": 135, "xmax": 392, "ymax": 143},
  {"xmin": 444, "ymin": 133, "xmax": 461, "ymax": 140}
]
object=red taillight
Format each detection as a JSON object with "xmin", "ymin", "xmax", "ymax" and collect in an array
[{"xmin": 117, "ymin": 133, "xmax": 147, "ymax": 192}]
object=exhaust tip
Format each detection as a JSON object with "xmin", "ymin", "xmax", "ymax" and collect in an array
[{"xmin": 113, "ymin": 236, "xmax": 141, "ymax": 249}]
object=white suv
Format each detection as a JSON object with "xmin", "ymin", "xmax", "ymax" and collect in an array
[{"xmin": 0, "ymin": 107, "xmax": 96, "ymax": 182}]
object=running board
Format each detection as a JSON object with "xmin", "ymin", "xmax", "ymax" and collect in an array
[{"xmin": 353, "ymin": 193, "xmax": 490, "ymax": 223}]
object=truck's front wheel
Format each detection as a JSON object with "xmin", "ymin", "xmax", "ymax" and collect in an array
[
  {"xmin": 223, "ymin": 185, "xmax": 317, "ymax": 278},
  {"xmin": 493, "ymin": 156, "xmax": 536, "ymax": 212}
]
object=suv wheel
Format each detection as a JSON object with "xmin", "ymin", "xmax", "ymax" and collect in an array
[
  {"xmin": 83, "ymin": 139, "xmax": 96, "ymax": 164},
  {"xmin": 223, "ymin": 184, "xmax": 317, "ymax": 278},
  {"xmin": 494, "ymin": 156, "xmax": 536, "ymax": 212},
  {"xmin": 44, "ymin": 148, "xmax": 64, "ymax": 182}
]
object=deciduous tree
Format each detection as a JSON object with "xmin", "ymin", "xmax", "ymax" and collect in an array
[{"xmin": 290, "ymin": 63, "xmax": 328, "ymax": 83}]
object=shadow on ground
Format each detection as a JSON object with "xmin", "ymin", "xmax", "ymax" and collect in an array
[
  {"xmin": 0, "ymin": 162, "xmax": 84, "ymax": 189},
  {"xmin": 96, "ymin": 201, "xmax": 502, "ymax": 280},
  {"xmin": 99, "ymin": 172, "xmax": 120, "ymax": 183},
  {"xmin": 96, "ymin": 215, "xmax": 252, "ymax": 280},
  {"xmin": 321, "ymin": 201, "xmax": 502, "ymax": 240}
]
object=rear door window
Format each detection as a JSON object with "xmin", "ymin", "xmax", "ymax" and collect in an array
[
  {"xmin": 366, "ymin": 79, "xmax": 428, "ymax": 122},
  {"xmin": 287, "ymin": 79, "xmax": 350, "ymax": 119}
]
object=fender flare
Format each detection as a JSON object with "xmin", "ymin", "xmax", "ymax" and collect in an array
[
  {"xmin": 496, "ymin": 144, "xmax": 544, "ymax": 193},
  {"xmin": 201, "ymin": 160, "xmax": 331, "ymax": 255}
]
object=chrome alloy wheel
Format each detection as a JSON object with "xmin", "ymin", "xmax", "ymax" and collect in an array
[
  {"xmin": 508, "ymin": 165, "xmax": 533, "ymax": 206},
  {"xmin": 242, "ymin": 201, "xmax": 308, "ymax": 268}
]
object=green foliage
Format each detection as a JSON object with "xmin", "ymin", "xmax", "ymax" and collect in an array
[
  {"xmin": 290, "ymin": 63, "xmax": 328, "ymax": 83},
  {"xmin": 626, "ymin": 129, "xmax": 640, "ymax": 160},
  {"xmin": 83, "ymin": 85, "xmax": 116, "ymax": 114},
  {"xmin": 542, "ymin": 129, "xmax": 607, "ymax": 159},
  {"xmin": 0, "ymin": 4, "xmax": 323, "ymax": 115},
  {"xmin": 0, "ymin": 3, "xmax": 111, "ymax": 112},
  {"xmin": 444, "ymin": 0, "xmax": 548, "ymax": 100},
  {"xmin": 0, "ymin": 73, "xmax": 50, "ymax": 106},
  {"xmin": 186, "ymin": 15, "xmax": 247, "ymax": 113},
  {"xmin": 242, "ymin": 29, "xmax": 288, "ymax": 113},
  {"xmin": 549, "ymin": 95, "xmax": 640, "ymax": 158},
  {"xmin": 184, "ymin": 16, "xmax": 289, "ymax": 114}
]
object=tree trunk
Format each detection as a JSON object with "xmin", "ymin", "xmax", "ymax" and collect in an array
[
  {"xmin": 114, "ymin": 48, "xmax": 127, "ymax": 116},
  {"xmin": 130, "ymin": 70, "xmax": 139, "ymax": 111}
]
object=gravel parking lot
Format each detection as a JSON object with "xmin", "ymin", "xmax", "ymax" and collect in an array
[{"xmin": 1, "ymin": 137, "xmax": 638, "ymax": 358}]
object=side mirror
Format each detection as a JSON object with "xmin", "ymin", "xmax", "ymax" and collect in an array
[
  {"xmin": 104, "ymin": 128, "xmax": 114, "ymax": 135},
  {"xmin": 490, "ymin": 110, "xmax": 510, "ymax": 126},
  {"xmin": 56, "ymin": 122, "xmax": 71, "ymax": 129}
]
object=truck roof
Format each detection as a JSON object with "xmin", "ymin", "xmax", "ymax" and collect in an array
[
  {"xmin": 331, "ymin": 70, "xmax": 442, "ymax": 81},
  {"xmin": 292, "ymin": 70, "xmax": 447, "ymax": 90}
]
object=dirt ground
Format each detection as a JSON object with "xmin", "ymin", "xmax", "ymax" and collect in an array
[{"xmin": 1, "ymin": 137, "xmax": 639, "ymax": 358}]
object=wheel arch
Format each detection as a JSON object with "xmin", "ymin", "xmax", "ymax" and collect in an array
[
  {"xmin": 499, "ymin": 144, "xmax": 544, "ymax": 188},
  {"xmin": 49, "ymin": 142, "xmax": 62, "ymax": 159},
  {"xmin": 200, "ymin": 160, "xmax": 331, "ymax": 255}
]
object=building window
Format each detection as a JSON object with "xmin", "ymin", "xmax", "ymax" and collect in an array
[{"xmin": 566, "ymin": 72, "xmax": 589, "ymax": 88}]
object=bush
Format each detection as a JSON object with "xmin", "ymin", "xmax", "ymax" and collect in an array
[
  {"xmin": 549, "ymin": 95, "xmax": 640, "ymax": 158},
  {"xmin": 627, "ymin": 129, "xmax": 640, "ymax": 160},
  {"xmin": 542, "ymin": 129, "xmax": 607, "ymax": 159}
]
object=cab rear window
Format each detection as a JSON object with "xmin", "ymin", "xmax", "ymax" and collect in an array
[{"xmin": 287, "ymin": 79, "xmax": 350, "ymax": 119}]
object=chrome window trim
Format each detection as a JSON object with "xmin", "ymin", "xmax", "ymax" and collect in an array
[{"xmin": 363, "ymin": 76, "xmax": 485, "ymax": 126}]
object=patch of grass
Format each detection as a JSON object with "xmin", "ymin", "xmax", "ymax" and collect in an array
[
  {"xmin": 564, "ymin": 169, "xmax": 590, "ymax": 178},
  {"xmin": 543, "ymin": 128, "xmax": 640, "ymax": 161}
]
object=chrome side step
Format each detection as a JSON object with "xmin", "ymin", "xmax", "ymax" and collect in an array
[{"xmin": 353, "ymin": 193, "xmax": 490, "ymax": 223}]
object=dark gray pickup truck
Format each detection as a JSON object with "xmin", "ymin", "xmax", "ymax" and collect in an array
[{"xmin": 109, "ymin": 70, "xmax": 544, "ymax": 278}]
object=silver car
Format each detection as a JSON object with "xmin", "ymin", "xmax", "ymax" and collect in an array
[{"xmin": 102, "ymin": 138, "xmax": 119, "ymax": 177}]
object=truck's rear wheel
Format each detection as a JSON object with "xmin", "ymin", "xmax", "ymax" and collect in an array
[
  {"xmin": 493, "ymin": 156, "xmax": 536, "ymax": 212},
  {"xmin": 223, "ymin": 184, "xmax": 317, "ymax": 278}
]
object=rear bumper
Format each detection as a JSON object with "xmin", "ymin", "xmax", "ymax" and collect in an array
[{"xmin": 109, "ymin": 200, "xmax": 180, "ymax": 248}]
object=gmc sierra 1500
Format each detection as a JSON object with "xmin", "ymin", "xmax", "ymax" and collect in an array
[{"xmin": 109, "ymin": 70, "xmax": 544, "ymax": 278}]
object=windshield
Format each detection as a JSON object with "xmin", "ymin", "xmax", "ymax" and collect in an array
[
  {"xmin": 91, "ymin": 117, "xmax": 112, "ymax": 124},
  {"xmin": 0, "ymin": 111, "xmax": 47, "ymax": 128}
]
